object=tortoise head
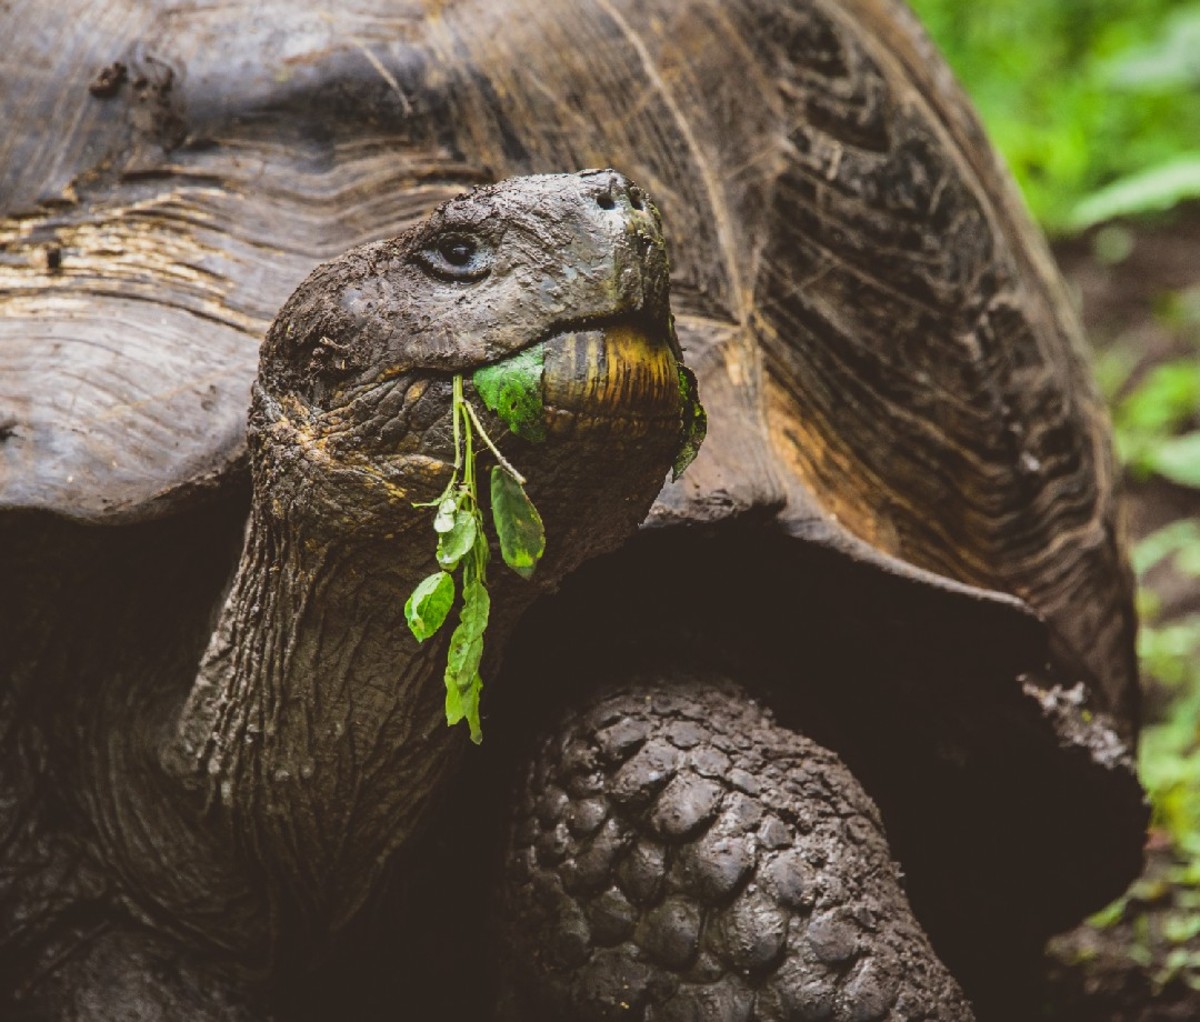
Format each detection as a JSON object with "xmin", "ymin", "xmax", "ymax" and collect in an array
[
  {"xmin": 251, "ymin": 171, "xmax": 702, "ymax": 577},
  {"xmin": 164, "ymin": 173, "xmax": 704, "ymax": 930}
]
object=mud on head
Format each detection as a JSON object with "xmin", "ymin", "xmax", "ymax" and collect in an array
[{"xmin": 249, "ymin": 171, "xmax": 697, "ymax": 563}]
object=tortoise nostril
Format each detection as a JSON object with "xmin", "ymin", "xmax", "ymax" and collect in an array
[{"xmin": 587, "ymin": 172, "xmax": 650, "ymax": 218}]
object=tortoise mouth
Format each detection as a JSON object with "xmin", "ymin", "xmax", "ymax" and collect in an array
[
  {"xmin": 542, "ymin": 319, "xmax": 680, "ymax": 422},
  {"xmin": 472, "ymin": 311, "xmax": 683, "ymax": 443}
]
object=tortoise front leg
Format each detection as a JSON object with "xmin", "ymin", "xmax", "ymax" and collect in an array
[{"xmin": 496, "ymin": 677, "xmax": 974, "ymax": 1022}]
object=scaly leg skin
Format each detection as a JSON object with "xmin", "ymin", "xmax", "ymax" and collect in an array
[{"xmin": 497, "ymin": 678, "xmax": 975, "ymax": 1022}]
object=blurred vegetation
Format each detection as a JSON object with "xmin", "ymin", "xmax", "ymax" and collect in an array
[
  {"xmin": 908, "ymin": 0, "xmax": 1200, "ymax": 233},
  {"xmin": 1094, "ymin": 326, "xmax": 1200, "ymax": 992},
  {"xmin": 909, "ymin": 0, "xmax": 1200, "ymax": 994}
]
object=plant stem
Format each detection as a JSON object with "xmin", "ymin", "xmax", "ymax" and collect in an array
[
  {"xmin": 461, "ymin": 396, "xmax": 527, "ymax": 484},
  {"xmin": 452, "ymin": 374, "xmax": 464, "ymax": 474}
]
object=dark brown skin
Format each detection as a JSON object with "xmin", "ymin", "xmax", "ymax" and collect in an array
[{"xmin": 0, "ymin": 1, "xmax": 1146, "ymax": 1018}]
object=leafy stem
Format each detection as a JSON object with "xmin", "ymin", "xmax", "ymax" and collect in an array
[
  {"xmin": 461, "ymin": 392, "xmax": 526, "ymax": 485},
  {"xmin": 403, "ymin": 373, "xmax": 546, "ymax": 743}
]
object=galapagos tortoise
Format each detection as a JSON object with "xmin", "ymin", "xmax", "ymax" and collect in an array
[{"xmin": 1, "ymin": 0, "xmax": 1146, "ymax": 1019}]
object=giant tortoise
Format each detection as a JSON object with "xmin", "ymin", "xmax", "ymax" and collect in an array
[{"xmin": 1, "ymin": 1, "xmax": 1146, "ymax": 1019}]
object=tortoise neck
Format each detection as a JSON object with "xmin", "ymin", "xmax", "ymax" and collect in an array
[{"xmin": 167, "ymin": 499, "xmax": 464, "ymax": 935}]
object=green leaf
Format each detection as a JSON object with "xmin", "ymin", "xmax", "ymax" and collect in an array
[
  {"xmin": 1116, "ymin": 360, "xmax": 1200, "ymax": 435},
  {"xmin": 444, "ymin": 670, "xmax": 483, "ymax": 742},
  {"xmin": 1087, "ymin": 897, "xmax": 1128, "ymax": 930},
  {"xmin": 436, "ymin": 509, "xmax": 477, "ymax": 569},
  {"xmin": 445, "ymin": 676, "xmax": 464, "ymax": 725},
  {"xmin": 472, "ymin": 345, "xmax": 547, "ymax": 442},
  {"xmin": 404, "ymin": 571, "xmax": 455, "ymax": 642},
  {"xmin": 1070, "ymin": 155, "xmax": 1200, "ymax": 230},
  {"xmin": 673, "ymin": 364, "xmax": 707, "ymax": 480},
  {"xmin": 490, "ymin": 467, "xmax": 545, "ymax": 579},
  {"xmin": 461, "ymin": 673, "xmax": 483, "ymax": 745},
  {"xmin": 1104, "ymin": 9, "xmax": 1200, "ymax": 93},
  {"xmin": 1147, "ymin": 431, "xmax": 1200, "ymax": 488},
  {"xmin": 1134, "ymin": 519, "xmax": 1200, "ymax": 577},
  {"xmin": 445, "ymin": 579, "xmax": 490, "ymax": 696}
]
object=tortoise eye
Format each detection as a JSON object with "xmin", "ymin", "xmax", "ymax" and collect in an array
[
  {"xmin": 440, "ymin": 238, "xmax": 475, "ymax": 265},
  {"xmin": 416, "ymin": 233, "xmax": 491, "ymax": 282}
]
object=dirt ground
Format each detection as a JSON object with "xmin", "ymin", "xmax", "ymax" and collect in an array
[{"xmin": 1037, "ymin": 212, "xmax": 1200, "ymax": 1022}]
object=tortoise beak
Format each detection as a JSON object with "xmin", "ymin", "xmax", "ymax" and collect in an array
[
  {"xmin": 538, "ymin": 320, "xmax": 681, "ymax": 436},
  {"xmin": 577, "ymin": 169, "xmax": 672, "ymax": 331},
  {"xmin": 465, "ymin": 171, "xmax": 696, "ymax": 450}
]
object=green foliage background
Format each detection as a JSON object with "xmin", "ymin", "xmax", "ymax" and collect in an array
[{"xmin": 908, "ymin": 0, "xmax": 1200, "ymax": 232}]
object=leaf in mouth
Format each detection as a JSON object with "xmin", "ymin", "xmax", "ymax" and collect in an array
[
  {"xmin": 472, "ymin": 344, "xmax": 547, "ymax": 442},
  {"xmin": 409, "ymin": 336, "xmax": 703, "ymax": 739},
  {"xmin": 673, "ymin": 364, "xmax": 707, "ymax": 480}
]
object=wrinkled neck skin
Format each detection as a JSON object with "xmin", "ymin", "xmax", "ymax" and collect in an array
[
  {"xmin": 173, "ymin": 511, "xmax": 467, "ymax": 934},
  {"xmin": 162, "ymin": 381, "xmax": 527, "ymax": 953}
]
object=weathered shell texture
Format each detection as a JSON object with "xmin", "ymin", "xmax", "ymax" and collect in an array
[{"xmin": 752, "ymin": 3, "xmax": 1138, "ymax": 736}]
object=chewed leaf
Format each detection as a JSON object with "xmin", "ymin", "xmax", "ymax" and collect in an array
[
  {"xmin": 436, "ymin": 509, "xmax": 477, "ymax": 569},
  {"xmin": 491, "ymin": 466, "xmax": 545, "ymax": 579},
  {"xmin": 447, "ymin": 626, "xmax": 484, "ymax": 694},
  {"xmin": 404, "ymin": 570, "xmax": 455, "ymax": 642},
  {"xmin": 672, "ymin": 364, "xmax": 706, "ymax": 480},
  {"xmin": 445, "ymin": 670, "xmax": 483, "ymax": 742},
  {"xmin": 472, "ymin": 346, "xmax": 547, "ymax": 442}
]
